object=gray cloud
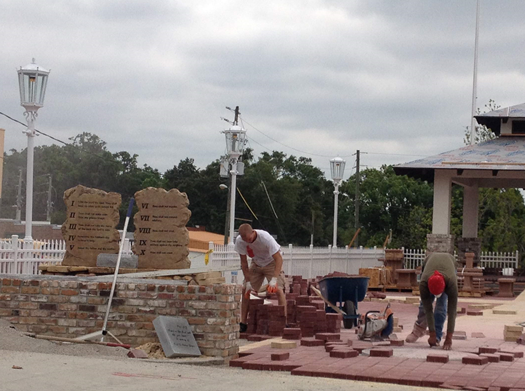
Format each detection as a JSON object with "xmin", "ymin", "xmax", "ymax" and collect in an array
[{"xmin": 1, "ymin": 0, "xmax": 525, "ymax": 180}]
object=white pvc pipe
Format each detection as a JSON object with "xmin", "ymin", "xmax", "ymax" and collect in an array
[
  {"xmin": 24, "ymin": 115, "xmax": 36, "ymax": 241},
  {"xmin": 228, "ymin": 160, "xmax": 238, "ymax": 244},
  {"xmin": 333, "ymin": 183, "xmax": 339, "ymax": 247}
]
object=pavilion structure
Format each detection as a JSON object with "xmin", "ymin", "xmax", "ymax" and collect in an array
[{"xmin": 394, "ymin": 103, "xmax": 525, "ymax": 263}]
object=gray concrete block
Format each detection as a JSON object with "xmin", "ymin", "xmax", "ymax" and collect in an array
[
  {"xmin": 96, "ymin": 253, "xmax": 138, "ymax": 268},
  {"xmin": 153, "ymin": 316, "xmax": 201, "ymax": 358}
]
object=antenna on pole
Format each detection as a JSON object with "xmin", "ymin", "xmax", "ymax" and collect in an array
[{"xmin": 233, "ymin": 106, "xmax": 240, "ymax": 126}]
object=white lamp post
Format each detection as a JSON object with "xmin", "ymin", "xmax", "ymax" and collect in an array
[
  {"xmin": 330, "ymin": 156, "xmax": 346, "ymax": 247},
  {"xmin": 222, "ymin": 124, "xmax": 246, "ymax": 244},
  {"xmin": 17, "ymin": 59, "xmax": 50, "ymax": 241}
]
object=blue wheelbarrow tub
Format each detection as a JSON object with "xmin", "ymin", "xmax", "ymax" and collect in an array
[{"xmin": 318, "ymin": 276, "xmax": 370, "ymax": 307}]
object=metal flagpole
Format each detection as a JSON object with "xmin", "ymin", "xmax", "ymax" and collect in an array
[{"xmin": 470, "ymin": 0, "xmax": 480, "ymax": 145}]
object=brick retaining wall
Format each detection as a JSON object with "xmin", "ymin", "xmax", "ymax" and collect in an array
[{"xmin": 0, "ymin": 274, "xmax": 241, "ymax": 359}]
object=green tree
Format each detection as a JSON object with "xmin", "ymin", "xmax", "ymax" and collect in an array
[{"xmin": 340, "ymin": 165, "xmax": 433, "ymax": 248}]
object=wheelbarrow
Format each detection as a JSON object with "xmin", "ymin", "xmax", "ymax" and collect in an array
[{"xmin": 318, "ymin": 275, "xmax": 369, "ymax": 329}]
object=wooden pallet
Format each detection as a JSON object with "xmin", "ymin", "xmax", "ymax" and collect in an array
[
  {"xmin": 458, "ymin": 291, "xmax": 484, "ymax": 298},
  {"xmin": 367, "ymin": 285, "xmax": 385, "ymax": 291},
  {"xmin": 383, "ymin": 285, "xmax": 416, "ymax": 293}
]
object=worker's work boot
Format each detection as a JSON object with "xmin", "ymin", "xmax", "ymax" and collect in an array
[
  {"xmin": 239, "ymin": 322, "xmax": 247, "ymax": 333},
  {"xmin": 405, "ymin": 323, "xmax": 427, "ymax": 343}
]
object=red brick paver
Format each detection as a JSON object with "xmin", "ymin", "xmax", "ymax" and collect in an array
[{"xmin": 232, "ymin": 295, "xmax": 525, "ymax": 389}]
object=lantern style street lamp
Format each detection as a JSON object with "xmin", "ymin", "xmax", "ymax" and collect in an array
[
  {"xmin": 222, "ymin": 120, "xmax": 246, "ymax": 244},
  {"xmin": 330, "ymin": 156, "xmax": 346, "ymax": 247},
  {"xmin": 17, "ymin": 59, "xmax": 50, "ymax": 241}
]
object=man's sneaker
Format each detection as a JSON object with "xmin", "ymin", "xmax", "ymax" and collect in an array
[
  {"xmin": 239, "ymin": 322, "xmax": 248, "ymax": 333},
  {"xmin": 405, "ymin": 323, "xmax": 427, "ymax": 343}
]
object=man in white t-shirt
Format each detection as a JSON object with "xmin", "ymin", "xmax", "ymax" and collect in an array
[{"xmin": 234, "ymin": 223, "xmax": 286, "ymax": 333}]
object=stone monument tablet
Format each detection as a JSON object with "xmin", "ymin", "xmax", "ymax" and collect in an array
[
  {"xmin": 153, "ymin": 316, "xmax": 201, "ymax": 358},
  {"xmin": 61, "ymin": 185, "xmax": 121, "ymax": 267},
  {"xmin": 133, "ymin": 187, "xmax": 191, "ymax": 269}
]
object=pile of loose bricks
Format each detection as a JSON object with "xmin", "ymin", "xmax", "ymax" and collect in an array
[{"xmin": 242, "ymin": 274, "xmax": 343, "ymax": 341}]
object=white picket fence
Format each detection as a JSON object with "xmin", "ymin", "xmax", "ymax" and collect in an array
[
  {"xmin": 402, "ymin": 248, "xmax": 519, "ymax": 270},
  {"xmin": 0, "ymin": 236, "xmax": 67, "ymax": 275},
  {"xmin": 0, "ymin": 235, "xmax": 134, "ymax": 275},
  {"xmin": 209, "ymin": 243, "xmax": 385, "ymax": 283},
  {"xmin": 0, "ymin": 234, "xmax": 520, "ymax": 277},
  {"xmin": 210, "ymin": 244, "xmax": 520, "ymax": 283}
]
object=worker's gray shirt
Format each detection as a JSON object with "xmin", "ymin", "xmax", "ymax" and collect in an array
[{"xmin": 419, "ymin": 252, "xmax": 458, "ymax": 334}]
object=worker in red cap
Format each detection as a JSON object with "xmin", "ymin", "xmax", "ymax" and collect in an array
[{"xmin": 419, "ymin": 252, "xmax": 458, "ymax": 350}]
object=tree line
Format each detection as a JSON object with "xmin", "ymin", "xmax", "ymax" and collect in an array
[{"xmin": 1, "ymin": 132, "xmax": 524, "ymax": 254}]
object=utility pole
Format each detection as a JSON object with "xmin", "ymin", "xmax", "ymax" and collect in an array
[
  {"xmin": 354, "ymin": 150, "xmax": 360, "ymax": 248},
  {"xmin": 15, "ymin": 169, "xmax": 22, "ymax": 222},
  {"xmin": 46, "ymin": 174, "xmax": 53, "ymax": 222}
]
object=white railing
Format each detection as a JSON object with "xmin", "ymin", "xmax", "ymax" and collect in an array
[
  {"xmin": 209, "ymin": 242, "xmax": 384, "ymax": 283},
  {"xmin": 211, "ymin": 243, "xmax": 521, "ymax": 283},
  {"xmin": 0, "ymin": 234, "xmax": 519, "ymax": 277},
  {"xmin": 0, "ymin": 236, "xmax": 135, "ymax": 275},
  {"xmin": 402, "ymin": 248, "xmax": 520, "ymax": 270},
  {"xmin": 0, "ymin": 235, "xmax": 66, "ymax": 275},
  {"xmin": 480, "ymin": 251, "xmax": 520, "ymax": 269}
]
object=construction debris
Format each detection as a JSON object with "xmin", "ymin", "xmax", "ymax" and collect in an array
[{"xmin": 39, "ymin": 264, "xmax": 227, "ymax": 285}]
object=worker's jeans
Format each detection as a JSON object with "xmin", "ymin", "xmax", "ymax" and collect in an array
[{"xmin": 415, "ymin": 293, "xmax": 447, "ymax": 342}]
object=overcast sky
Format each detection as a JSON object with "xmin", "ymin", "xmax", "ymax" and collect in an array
[{"xmin": 1, "ymin": 0, "xmax": 525, "ymax": 180}]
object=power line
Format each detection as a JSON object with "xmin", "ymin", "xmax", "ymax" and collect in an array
[
  {"xmin": 0, "ymin": 111, "xmax": 68, "ymax": 146},
  {"xmin": 0, "ymin": 111, "xmax": 115, "ymax": 164},
  {"xmin": 240, "ymin": 116, "xmax": 427, "ymax": 159},
  {"xmin": 240, "ymin": 117, "xmax": 354, "ymax": 158}
]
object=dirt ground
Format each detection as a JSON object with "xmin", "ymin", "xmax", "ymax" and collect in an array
[{"xmin": 0, "ymin": 319, "xmax": 130, "ymax": 360}]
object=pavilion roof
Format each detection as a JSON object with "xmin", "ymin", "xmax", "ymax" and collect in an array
[
  {"xmin": 475, "ymin": 102, "xmax": 525, "ymax": 135},
  {"xmin": 394, "ymin": 137, "xmax": 525, "ymax": 182}
]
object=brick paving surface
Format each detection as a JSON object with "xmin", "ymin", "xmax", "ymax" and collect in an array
[{"xmin": 232, "ymin": 295, "xmax": 525, "ymax": 390}]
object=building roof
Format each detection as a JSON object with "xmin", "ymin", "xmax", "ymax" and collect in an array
[
  {"xmin": 394, "ymin": 137, "xmax": 525, "ymax": 182},
  {"xmin": 475, "ymin": 103, "xmax": 525, "ymax": 135},
  {"xmin": 188, "ymin": 230, "xmax": 225, "ymax": 252}
]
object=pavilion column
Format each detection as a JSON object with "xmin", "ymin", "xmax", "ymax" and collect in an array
[
  {"xmin": 462, "ymin": 183, "xmax": 479, "ymax": 238},
  {"xmin": 457, "ymin": 183, "xmax": 482, "ymax": 265},
  {"xmin": 427, "ymin": 170, "xmax": 455, "ymax": 255},
  {"xmin": 432, "ymin": 170, "xmax": 453, "ymax": 235}
]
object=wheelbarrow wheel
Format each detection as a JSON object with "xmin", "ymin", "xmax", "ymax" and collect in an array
[{"xmin": 343, "ymin": 300, "xmax": 357, "ymax": 329}]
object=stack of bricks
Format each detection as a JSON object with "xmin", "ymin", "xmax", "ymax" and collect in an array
[
  {"xmin": 241, "ymin": 275, "xmax": 345, "ymax": 340},
  {"xmin": 245, "ymin": 297, "xmax": 264, "ymax": 334},
  {"xmin": 296, "ymin": 305, "xmax": 317, "ymax": 337},
  {"xmin": 290, "ymin": 276, "xmax": 303, "ymax": 297},
  {"xmin": 504, "ymin": 324, "xmax": 524, "ymax": 342},
  {"xmin": 286, "ymin": 298, "xmax": 297, "ymax": 325},
  {"xmin": 326, "ymin": 313, "xmax": 342, "ymax": 333},
  {"xmin": 456, "ymin": 237, "xmax": 482, "ymax": 266},
  {"xmin": 315, "ymin": 308, "xmax": 328, "ymax": 333},
  {"xmin": 0, "ymin": 275, "xmax": 241, "ymax": 359},
  {"xmin": 255, "ymin": 302, "xmax": 270, "ymax": 335},
  {"xmin": 268, "ymin": 305, "xmax": 286, "ymax": 336},
  {"xmin": 296, "ymin": 295, "xmax": 311, "ymax": 306},
  {"xmin": 457, "ymin": 252, "xmax": 484, "ymax": 297},
  {"xmin": 287, "ymin": 275, "xmax": 310, "ymax": 296}
]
